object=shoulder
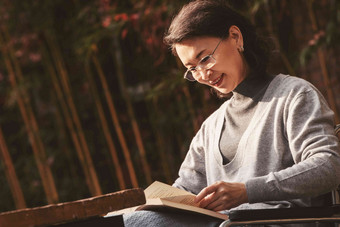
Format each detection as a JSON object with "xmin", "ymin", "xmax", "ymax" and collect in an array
[
  {"xmin": 271, "ymin": 74, "xmax": 318, "ymax": 93},
  {"xmin": 265, "ymin": 74, "xmax": 333, "ymax": 122},
  {"xmin": 265, "ymin": 74, "xmax": 325, "ymax": 102}
]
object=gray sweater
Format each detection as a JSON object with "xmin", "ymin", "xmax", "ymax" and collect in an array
[
  {"xmin": 219, "ymin": 74, "xmax": 272, "ymax": 164},
  {"xmin": 173, "ymin": 74, "xmax": 340, "ymax": 211}
]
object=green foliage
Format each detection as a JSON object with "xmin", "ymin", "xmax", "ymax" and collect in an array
[{"xmin": 299, "ymin": 0, "xmax": 340, "ymax": 66}]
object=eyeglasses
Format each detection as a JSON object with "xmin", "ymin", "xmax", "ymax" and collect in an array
[{"xmin": 184, "ymin": 38, "xmax": 223, "ymax": 81}]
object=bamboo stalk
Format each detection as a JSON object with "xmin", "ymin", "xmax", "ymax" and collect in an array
[
  {"xmin": 40, "ymin": 43, "xmax": 95, "ymax": 194},
  {"xmin": 175, "ymin": 132, "xmax": 187, "ymax": 160},
  {"xmin": 3, "ymin": 27, "xmax": 59, "ymax": 204},
  {"xmin": 85, "ymin": 58, "xmax": 126, "ymax": 189},
  {"xmin": 264, "ymin": 1, "xmax": 296, "ymax": 77},
  {"xmin": 112, "ymin": 35, "xmax": 152, "ymax": 184},
  {"xmin": 51, "ymin": 92, "xmax": 79, "ymax": 179},
  {"xmin": 182, "ymin": 86, "xmax": 199, "ymax": 133},
  {"xmin": 149, "ymin": 98, "xmax": 173, "ymax": 183},
  {"xmin": 43, "ymin": 33, "xmax": 102, "ymax": 196},
  {"xmin": 0, "ymin": 126, "xmax": 27, "ymax": 209},
  {"xmin": 91, "ymin": 45, "xmax": 138, "ymax": 188},
  {"xmin": 0, "ymin": 31, "xmax": 59, "ymax": 204},
  {"xmin": 175, "ymin": 93, "xmax": 189, "ymax": 160},
  {"xmin": 174, "ymin": 58, "xmax": 200, "ymax": 133},
  {"xmin": 306, "ymin": 0, "xmax": 340, "ymax": 123}
]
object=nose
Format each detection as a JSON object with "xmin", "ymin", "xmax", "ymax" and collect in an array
[{"xmin": 200, "ymin": 69, "xmax": 212, "ymax": 81}]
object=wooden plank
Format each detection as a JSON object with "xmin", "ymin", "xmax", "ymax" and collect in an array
[{"xmin": 0, "ymin": 188, "xmax": 145, "ymax": 227}]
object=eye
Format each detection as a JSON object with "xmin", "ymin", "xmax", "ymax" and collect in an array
[
  {"xmin": 189, "ymin": 66, "xmax": 197, "ymax": 72},
  {"xmin": 199, "ymin": 55, "xmax": 210, "ymax": 64}
]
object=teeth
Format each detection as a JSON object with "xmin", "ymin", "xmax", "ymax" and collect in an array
[{"xmin": 210, "ymin": 75, "xmax": 222, "ymax": 85}]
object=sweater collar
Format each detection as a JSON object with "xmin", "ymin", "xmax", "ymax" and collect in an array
[{"xmin": 232, "ymin": 74, "xmax": 272, "ymax": 102}]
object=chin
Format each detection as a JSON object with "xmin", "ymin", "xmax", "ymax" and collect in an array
[
  {"xmin": 211, "ymin": 88, "xmax": 232, "ymax": 99},
  {"xmin": 217, "ymin": 88, "xmax": 230, "ymax": 94}
]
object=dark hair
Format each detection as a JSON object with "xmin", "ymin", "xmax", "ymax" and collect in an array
[{"xmin": 164, "ymin": 0, "xmax": 270, "ymax": 97}]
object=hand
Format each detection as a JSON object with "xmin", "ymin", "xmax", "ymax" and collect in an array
[{"xmin": 195, "ymin": 181, "xmax": 248, "ymax": 211}]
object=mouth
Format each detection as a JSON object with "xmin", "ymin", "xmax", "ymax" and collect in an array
[{"xmin": 209, "ymin": 74, "xmax": 224, "ymax": 87}]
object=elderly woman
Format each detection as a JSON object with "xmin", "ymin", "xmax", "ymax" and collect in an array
[{"xmin": 124, "ymin": 0, "xmax": 340, "ymax": 226}]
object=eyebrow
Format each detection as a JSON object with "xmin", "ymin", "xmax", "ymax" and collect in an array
[{"xmin": 185, "ymin": 49, "xmax": 206, "ymax": 67}]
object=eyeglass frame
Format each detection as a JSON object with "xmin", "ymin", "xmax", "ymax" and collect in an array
[{"xmin": 183, "ymin": 38, "xmax": 224, "ymax": 81}]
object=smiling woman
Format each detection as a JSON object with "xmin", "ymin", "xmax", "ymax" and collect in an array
[
  {"xmin": 164, "ymin": 0, "xmax": 270, "ymax": 98},
  {"xmin": 123, "ymin": 0, "xmax": 340, "ymax": 226},
  {"xmin": 174, "ymin": 30, "xmax": 247, "ymax": 94},
  {"xmin": 181, "ymin": 37, "xmax": 224, "ymax": 82}
]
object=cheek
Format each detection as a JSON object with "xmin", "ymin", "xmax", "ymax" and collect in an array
[{"xmin": 216, "ymin": 52, "xmax": 244, "ymax": 76}]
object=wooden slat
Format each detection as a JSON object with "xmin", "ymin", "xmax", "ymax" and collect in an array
[{"xmin": 0, "ymin": 188, "xmax": 145, "ymax": 227}]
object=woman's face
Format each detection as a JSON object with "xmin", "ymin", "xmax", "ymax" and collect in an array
[{"xmin": 175, "ymin": 27, "xmax": 248, "ymax": 94}]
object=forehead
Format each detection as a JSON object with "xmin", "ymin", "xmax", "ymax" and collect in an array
[
  {"xmin": 174, "ymin": 37, "xmax": 219, "ymax": 64},
  {"xmin": 175, "ymin": 36, "xmax": 216, "ymax": 51},
  {"xmin": 174, "ymin": 40, "xmax": 197, "ymax": 57}
]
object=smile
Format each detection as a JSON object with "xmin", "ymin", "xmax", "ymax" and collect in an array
[{"xmin": 210, "ymin": 74, "xmax": 223, "ymax": 86}]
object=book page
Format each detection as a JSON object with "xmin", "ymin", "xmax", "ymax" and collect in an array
[
  {"xmin": 105, "ymin": 205, "xmax": 139, "ymax": 217},
  {"xmin": 105, "ymin": 181, "xmax": 229, "ymax": 220},
  {"xmin": 141, "ymin": 198, "xmax": 229, "ymax": 220},
  {"xmin": 144, "ymin": 181, "xmax": 198, "ymax": 206}
]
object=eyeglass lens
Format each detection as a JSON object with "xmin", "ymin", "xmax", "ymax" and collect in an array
[{"xmin": 185, "ymin": 56, "xmax": 215, "ymax": 81}]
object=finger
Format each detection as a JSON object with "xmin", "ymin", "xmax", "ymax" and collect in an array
[
  {"xmin": 195, "ymin": 184, "xmax": 218, "ymax": 203},
  {"xmin": 198, "ymin": 191, "xmax": 219, "ymax": 208},
  {"xmin": 211, "ymin": 204, "xmax": 225, "ymax": 212},
  {"xmin": 204, "ymin": 197, "xmax": 224, "ymax": 211}
]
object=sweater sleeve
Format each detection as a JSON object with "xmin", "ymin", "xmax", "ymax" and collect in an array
[
  {"xmin": 246, "ymin": 88, "xmax": 340, "ymax": 203},
  {"xmin": 172, "ymin": 124, "xmax": 208, "ymax": 195}
]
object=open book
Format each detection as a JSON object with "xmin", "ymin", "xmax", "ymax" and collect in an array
[{"xmin": 106, "ymin": 181, "xmax": 229, "ymax": 220}]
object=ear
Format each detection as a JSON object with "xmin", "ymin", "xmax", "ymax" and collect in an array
[{"xmin": 228, "ymin": 25, "xmax": 244, "ymax": 50}]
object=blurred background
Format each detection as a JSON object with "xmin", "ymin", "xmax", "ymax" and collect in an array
[{"xmin": 0, "ymin": 0, "xmax": 339, "ymax": 212}]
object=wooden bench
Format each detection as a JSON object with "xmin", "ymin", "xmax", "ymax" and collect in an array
[{"xmin": 0, "ymin": 188, "xmax": 145, "ymax": 227}]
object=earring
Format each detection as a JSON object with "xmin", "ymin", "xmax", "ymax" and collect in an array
[{"xmin": 238, "ymin": 46, "xmax": 244, "ymax": 52}]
